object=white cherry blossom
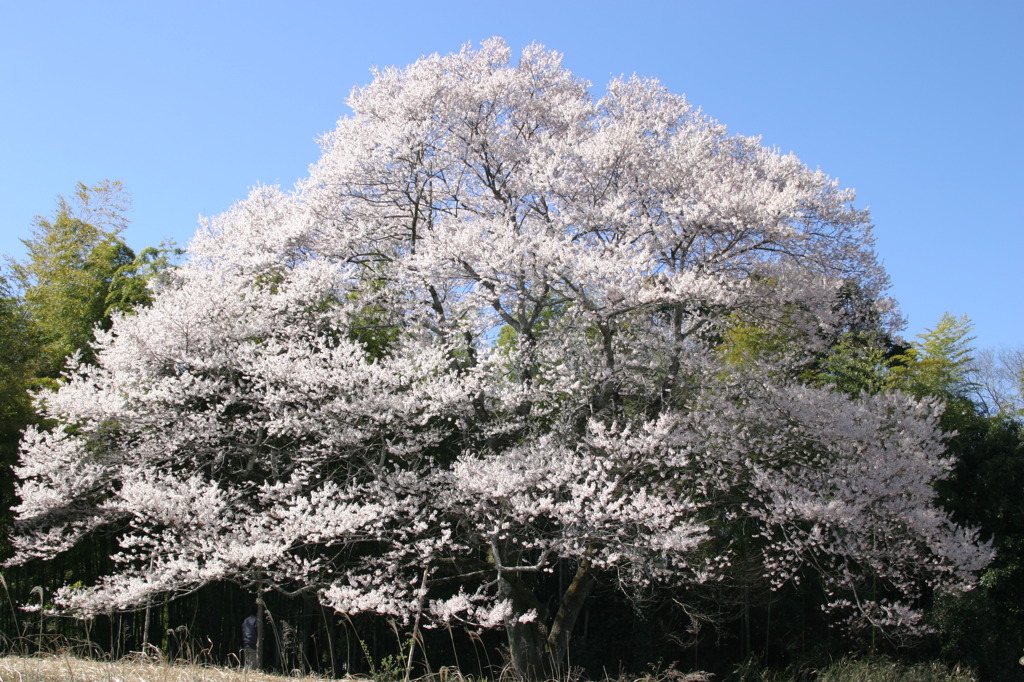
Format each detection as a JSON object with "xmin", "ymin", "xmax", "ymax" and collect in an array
[{"xmin": 9, "ymin": 38, "xmax": 988, "ymax": 678}]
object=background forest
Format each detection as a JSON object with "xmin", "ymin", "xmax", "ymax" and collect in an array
[{"xmin": 1, "ymin": 43, "xmax": 1023, "ymax": 682}]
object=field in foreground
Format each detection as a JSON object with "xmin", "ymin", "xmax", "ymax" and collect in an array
[
  {"xmin": 0, "ymin": 655, "xmax": 335, "ymax": 682},
  {"xmin": 0, "ymin": 655, "xmax": 981, "ymax": 682}
]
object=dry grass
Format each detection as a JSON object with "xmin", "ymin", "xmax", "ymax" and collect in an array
[{"xmin": 0, "ymin": 654, "xmax": 340, "ymax": 682}]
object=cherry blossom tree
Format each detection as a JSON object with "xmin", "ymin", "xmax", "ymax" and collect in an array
[{"xmin": 9, "ymin": 40, "xmax": 990, "ymax": 679}]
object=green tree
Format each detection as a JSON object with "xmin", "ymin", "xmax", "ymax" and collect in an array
[
  {"xmin": 0, "ymin": 269, "xmax": 40, "ymax": 531},
  {"xmin": 809, "ymin": 331, "xmax": 895, "ymax": 396},
  {"xmin": 889, "ymin": 314, "xmax": 977, "ymax": 401},
  {"xmin": 928, "ymin": 408, "xmax": 1024, "ymax": 679},
  {"xmin": 7, "ymin": 181, "xmax": 159, "ymax": 377},
  {"xmin": 104, "ymin": 243, "xmax": 182, "ymax": 317}
]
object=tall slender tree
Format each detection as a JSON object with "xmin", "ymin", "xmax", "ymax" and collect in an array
[{"xmin": 7, "ymin": 181, "xmax": 158, "ymax": 376}]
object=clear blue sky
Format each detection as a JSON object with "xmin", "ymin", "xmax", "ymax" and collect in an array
[{"xmin": 1, "ymin": 1, "xmax": 1021, "ymax": 350}]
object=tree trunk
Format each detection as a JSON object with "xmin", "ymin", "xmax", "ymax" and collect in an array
[
  {"xmin": 256, "ymin": 599, "xmax": 266, "ymax": 671},
  {"xmin": 506, "ymin": 614, "xmax": 547, "ymax": 681},
  {"xmin": 545, "ymin": 556, "xmax": 596, "ymax": 677},
  {"xmin": 500, "ymin": 576, "xmax": 547, "ymax": 681},
  {"xmin": 502, "ymin": 557, "xmax": 597, "ymax": 681}
]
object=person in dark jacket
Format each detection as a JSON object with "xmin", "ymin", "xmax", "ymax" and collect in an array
[{"xmin": 242, "ymin": 604, "xmax": 259, "ymax": 670}]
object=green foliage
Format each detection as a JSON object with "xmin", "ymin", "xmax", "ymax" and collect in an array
[
  {"xmin": 718, "ymin": 320, "xmax": 793, "ymax": 368},
  {"xmin": 0, "ymin": 270, "xmax": 40, "ymax": 430},
  {"xmin": 346, "ymin": 284, "xmax": 402, "ymax": 361},
  {"xmin": 888, "ymin": 314, "xmax": 977, "ymax": 402},
  {"xmin": 15, "ymin": 215, "xmax": 110, "ymax": 371},
  {"xmin": 812, "ymin": 314, "xmax": 982, "ymax": 429},
  {"xmin": 7, "ymin": 181, "xmax": 157, "ymax": 375},
  {"xmin": 103, "ymin": 243, "xmax": 184, "ymax": 318},
  {"xmin": 716, "ymin": 306, "xmax": 808, "ymax": 372},
  {"xmin": 812, "ymin": 313, "xmax": 981, "ymax": 406},
  {"xmin": 357, "ymin": 631, "xmax": 412, "ymax": 682},
  {"xmin": 0, "ymin": 270, "xmax": 41, "ymax": 552},
  {"xmin": 931, "ymin": 416, "xmax": 1024, "ymax": 680},
  {"xmin": 807, "ymin": 332, "xmax": 895, "ymax": 396}
]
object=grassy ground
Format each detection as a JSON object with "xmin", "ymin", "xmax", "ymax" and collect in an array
[
  {"xmin": 733, "ymin": 657, "xmax": 979, "ymax": 682},
  {"xmin": 0, "ymin": 654, "xmax": 980, "ymax": 682},
  {"xmin": 0, "ymin": 654, "xmax": 336, "ymax": 682}
]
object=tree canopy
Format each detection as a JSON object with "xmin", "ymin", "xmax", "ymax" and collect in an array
[{"xmin": 7, "ymin": 41, "xmax": 992, "ymax": 680}]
